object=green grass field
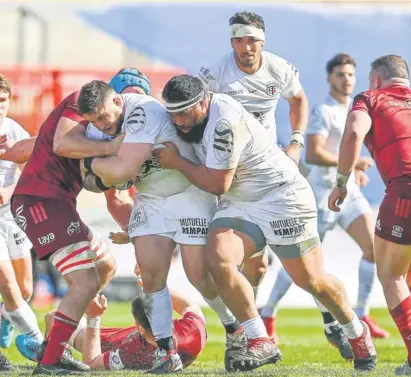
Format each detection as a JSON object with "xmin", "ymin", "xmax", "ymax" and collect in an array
[{"xmin": 2, "ymin": 304, "xmax": 406, "ymax": 376}]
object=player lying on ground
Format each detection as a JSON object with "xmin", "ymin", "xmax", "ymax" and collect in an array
[{"xmin": 43, "ymin": 286, "xmax": 207, "ymax": 371}]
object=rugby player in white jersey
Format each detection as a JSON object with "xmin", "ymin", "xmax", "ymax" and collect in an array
[
  {"xmin": 260, "ymin": 54, "xmax": 389, "ymax": 345},
  {"xmin": 77, "ymin": 80, "xmax": 228, "ymax": 374},
  {"xmin": 155, "ymin": 74, "xmax": 378, "ymax": 372},
  {"xmin": 0, "ymin": 75, "xmax": 44, "ymax": 370}
]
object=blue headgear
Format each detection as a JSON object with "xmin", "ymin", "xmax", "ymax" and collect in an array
[{"xmin": 109, "ymin": 68, "xmax": 151, "ymax": 95}]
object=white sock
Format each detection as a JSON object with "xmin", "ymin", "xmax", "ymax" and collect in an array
[
  {"xmin": 241, "ymin": 316, "xmax": 268, "ymax": 339},
  {"xmin": 1, "ymin": 303, "xmax": 11, "ymax": 322},
  {"xmin": 313, "ymin": 297, "xmax": 328, "ymax": 313},
  {"xmin": 68, "ymin": 316, "xmax": 87, "ymax": 348},
  {"xmin": 340, "ymin": 312, "xmax": 364, "ymax": 339},
  {"xmin": 313, "ymin": 297, "xmax": 338, "ymax": 334},
  {"xmin": 260, "ymin": 267, "xmax": 292, "ymax": 318},
  {"xmin": 204, "ymin": 296, "xmax": 236, "ymax": 326},
  {"xmin": 144, "ymin": 286, "xmax": 173, "ymax": 340},
  {"xmin": 356, "ymin": 258, "xmax": 375, "ymax": 318},
  {"xmin": 6, "ymin": 301, "xmax": 43, "ymax": 342}
]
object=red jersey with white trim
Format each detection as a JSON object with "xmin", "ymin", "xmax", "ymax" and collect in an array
[
  {"xmin": 350, "ymin": 85, "xmax": 411, "ymax": 185},
  {"xmin": 101, "ymin": 311, "xmax": 207, "ymax": 370},
  {"xmin": 13, "ymin": 92, "xmax": 88, "ymax": 200}
]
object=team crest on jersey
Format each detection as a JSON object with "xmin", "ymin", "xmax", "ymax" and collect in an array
[
  {"xmin": 129, "ymin": 206, "xmax": 147, "ymax": 233},
  {"xmin": 127, "ymin": 107, "xmax": 146, "ymax": 133},
  {"xmin": 213, "ymin": 119, "xmax": 233, "ymax": 162},
  {"xmin": 266, "ymin": 82, "xmax": 279, "ymax": 97},
  {"xmin": 14, "ymin": 205, "xmax": 27, "ymax": 231},
  {"xmin": 67, "ymin": 221, "xmax": 81, "ymax": 235}
]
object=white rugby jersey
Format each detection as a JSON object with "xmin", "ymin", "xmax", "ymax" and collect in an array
[
  {"xmin": 306, "ymin": 95, "xmax": 352, "ymax": 188},
  {"xmin": 193, "ymin": 93, "xmax": 299, "ymax": 202},
  {"xmin": 86, "ymin": 94, "xmax": 198, "ymax": 197},
  {"xmin": 0, "ymin": 117, "xmax": 29, "ymax": 188},
  {"xmin": 197, "ymin": 51, "xmax": 301, "ymax": 142}
]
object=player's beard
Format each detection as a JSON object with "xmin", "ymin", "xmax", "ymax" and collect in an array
[
  {"xmin": 175, "ymin": 116, "xmax": 208, "ymax": 144},
  {"xmin": 114, "ymin": 113, "xmax": 125, "ymax": 135}
]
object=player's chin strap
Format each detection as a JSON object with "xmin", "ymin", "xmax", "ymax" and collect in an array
[
  {"xmin": 231, "ymin": 23, "xmax": 265, "ymax": 41},
  {"xmin": 164, "ymin": 90, "xmax": 205, "ymax": 113}
]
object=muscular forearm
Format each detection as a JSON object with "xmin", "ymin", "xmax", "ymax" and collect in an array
[
  {"xmin": 83, "ymin": 324, "xmax": 104, "ymax": 370},
  {"xmin": 174, "ymin": 157, "xmax": 225, "ymax": 195},
  {"xmin": 289, "ymin": 95, "xmax": 308, "ymax": 136},
  {"xmin": 307, "ymin": 148, "xmax": 338, "ymax": 167},
  {"xmin": 104, "ymin": 189, "xmax": 133, "ymax": 230},
  {"xmin": 54, "ymin": 135, "xmax": 114, "ymax": 159},
  {"xmin": 91, "ymin": 156, "xmax": 134, "ymax": 184},
  {"xmin": 337, "ymin": 131, "xmax": 363, "ymax": 175},
  {"xmin": 0, "ymin": 137, "xmax": 36, "ymax": 163}
]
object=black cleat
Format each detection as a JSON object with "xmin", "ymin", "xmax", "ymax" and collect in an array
[
  {"xmin": 32, "ymin": 362, "xmax": 88, "ymax": 375},
  {"xmin": 325, "ymin": 324, "xmax": 353, "ymax": 360},
  {"xmin": 0, "ymin": 352, "xmax": 13, "ymax": 371}
]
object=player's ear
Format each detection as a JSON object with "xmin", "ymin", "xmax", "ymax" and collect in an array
[{"xmin": 113, "ymin": 95, "xmax": 122, "ymax": 106}]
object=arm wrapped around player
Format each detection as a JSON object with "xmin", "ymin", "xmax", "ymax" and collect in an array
[{"xmin": 83, "ymin": 171, "xmax": 134, "ymax": 193}]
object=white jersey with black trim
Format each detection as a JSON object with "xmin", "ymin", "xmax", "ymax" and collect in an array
[
  {"xmin": 0, "ymin": 117, "xmax": 30, "ymax": 188},
  {"xmin": 85, "ymin": 94, "xmax": 197, "ymax": 197},
  {"xmin": 306, "ymin": 95, "xmax": 352, "ymax": 188},
  {"xmin": 197, "ymin": 51, "xmax": 301, "ymax": 143},
  {"xmin": 193, "ymin": 93, "xmax": 299, "ymax": 202}
]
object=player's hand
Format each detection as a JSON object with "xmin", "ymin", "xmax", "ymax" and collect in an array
[
  {"xmin": 355, "ymin": 157, "xmax": 373, "ymax": 171},
  {"xmin": 284, "ymin": 143, "xmax": 302, "ymax": 165},
  {"xmin": 86, "ymin": 294, "xmax": 107, "ymax": 318},
  {"xmin": 0, "ymin": 185, "xmax": 15, "ymax": 206},
  {"xmin": 109, "ymin": 230, "xmax": 130, "ymax": 244},
  {"xmin": 354, "ymin": 169, "xmax": 369, "ymax": 187},
  {"xmin": 328, "ymin": 186, "xmax": 347, "ymax": 212},
  {"xmin": 153, "ymin": 142, "xmax": 181, "ymax": 169},
  {"xmin": 108, "ymin": 132, "xmax": 126, "ymax": 155},
  {"xmin": 0, "ymin": 134, "xmax": 15, "ymax": 156}
]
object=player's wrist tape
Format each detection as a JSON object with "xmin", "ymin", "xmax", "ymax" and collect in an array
[
  {"xmin": 336, "ymin": 172, "xmax": 350, "ymax": 187},
  {"xmin": 290, "ymin": 131, "xmax": 305, "ymax": 148},
  {"xmin": 84, "ymin": 157, "xmax": 95, "ymax": 173},
  {"xmin": 87, "ymin": 317, "xmax": 101, "ymax": 329},
  {"xmin": 95, "ymin": 176, "xmax": 110, "ymax": 192}
]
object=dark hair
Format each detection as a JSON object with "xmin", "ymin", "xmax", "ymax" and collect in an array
[
  {"xmin": 326, "ymin": 53, "xmax": 356, "ymax": 75},
  {"xmin": 371, "ymin": 54, "xmax": 409, "ymax": 80},
  {"xmin": 162, "ymin": 74, "xmax": 204, "ymax": 104},
  {"xmin": 229, "ymin": 11, "xmax": 265, "ymax": 32},
  {"xmin": 77, "ymin": 80, "xmax": 115, "ymax": 114},
  {"xmin": 131, "ymin": 294, "xmax": 152, "ymax": 332},
  {"xmin": 0, "ymin": 75, "xmax": 11, "ymax": 97}
]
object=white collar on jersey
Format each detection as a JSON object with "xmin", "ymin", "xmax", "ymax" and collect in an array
[{"xmin": 231, "ymin": 24, "xmax": 265, "ymax": 41}]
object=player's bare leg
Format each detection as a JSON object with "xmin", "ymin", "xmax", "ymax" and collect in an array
[
  {"xmin": 0, "ymin": 256, "xmax": 43, "ymax": 358},
  {"xmin": 134, "ymin": 235, "xmax": 183, "ymax": 374},
  {"xmin": 280, "ymin": 244, "xmax": 376, "ymax": 371},
  {"xmin": 181, "ymin": 244, "xmax": 246, "ymax": 362},
  {"xmin": 206, "ymin": 228, "xmax": 282, "ymax": 372},
  {"xmin": 373, "ymin": 236, "xmax": 411, "ymax": 375},
  {"xmin": 346, "ymin": 214, "xmax": 390, "ymax": 338},
  {"xmin": 33, "ymin": 242, "xmax": 100, "ymax": 375}
]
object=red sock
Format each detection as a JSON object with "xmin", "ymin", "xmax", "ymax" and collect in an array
[
  {"xmin": 41, "ymin": 311, "xmax": 78, "ymax": 366},
  {"xmin": 390, "ymin": 295, "xmax": 411, "ymax": 363}
]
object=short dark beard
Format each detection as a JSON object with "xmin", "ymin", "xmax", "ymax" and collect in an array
[
  {"xmin": 114, "ymin": 113, "xmax": 125, "ymax": 135},
  {"xmin": 175, "ymin": 116, "xmax": 208, "ymax": 143}
]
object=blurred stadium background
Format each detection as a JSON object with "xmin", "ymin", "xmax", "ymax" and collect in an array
[{"xmin": 1, "ymin": 0, "xmax": 410, "ymax": 310}]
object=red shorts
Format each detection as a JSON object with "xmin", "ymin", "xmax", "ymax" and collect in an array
[
  {"xmin": 11, "ymin": 195, "xmax": 89, "ymax": 260},
  {"xmin": 375, "ymin": 177, "xmax": 411, "ymax": 245}
]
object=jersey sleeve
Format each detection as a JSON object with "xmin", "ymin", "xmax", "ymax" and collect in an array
[
  {"xmin": 196, "ymin": 64, "xmax": 218, "ymax": 92},
  {"xmin": 11, "ymin": 120, "xmax": 30, "ymax": 141},
  {"xmin": 85, "ymin": 123, "xmax": 113, "ymax": 141},
  {"xmin": 61, "ymin": 105, "xmax": 88, "ymax": 127},
  {"xmin": 350, "ymin": 92, "xmax": 372, "ymax": 115},
  {"xmin": 281, "ymin": 61, "xmax": 302, "ymax": 99},
  {"xmin": 306, "ymin": 105, "xmax": 330, "ymax": 138},
  {"xmin": 123, "ymin": 101, "xmax": 165, "ymax": 144},
  {"xmin": 205, "ymin": 110, "xmax": 249, "ymax": 170}
]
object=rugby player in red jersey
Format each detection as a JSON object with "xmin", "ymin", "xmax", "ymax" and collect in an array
[
  {"xmin": 329, "ymin": 54, "xmax": 411, "ymax": 375},
  {"xmin": 9, "ymin": 91, "xmax": 124, "ymax": 375},
  {"xmin": 44, "ymin": 287, "xmax": 207, "ymax": 371}
]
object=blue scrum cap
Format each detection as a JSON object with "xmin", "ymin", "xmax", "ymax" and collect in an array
[{"xmin": 109, "ymin": 68, "xmax": 151, "ymax": 95}]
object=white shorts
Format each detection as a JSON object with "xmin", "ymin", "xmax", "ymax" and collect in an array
[
  {"xmin": 212, "ymin": 174, "xmax": 319, "ymax": 247},
  {"xmin": 128, "ymin": 186, "xmax": 217, "ymax": 245},
  {"xmin": 314, "ymin": 183, "xmax": 372, "ymax": 237},
  {"xmin": 0, "ymin": 204, "xmax": 32, "ymax": 261}
]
